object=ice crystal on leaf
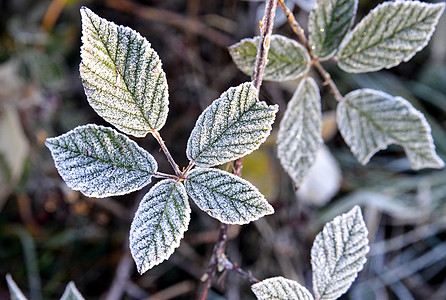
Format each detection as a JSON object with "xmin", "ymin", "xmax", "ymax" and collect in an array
[
  {"xmin": 229, "ymin": 35, "xmax": 310, "ymax": 81},
  {"xmin": 277, "ymin": 77, "xmax": 322, "ymax": 187},
  {"xmin": 311, "ymin": 206, "xmax": 369, "ymax": 300},
  {"xmin": 45, "ymin": 124, "xmax": 157, "ymax": 197},
  {"xmin": 251, "ymin": 276, "xmax": 314, "ymax": 300},
  {"xmin": 337, "ymin": 89, "xmax": 444, "ymax": 170},
  {"xmin": 337, "ymin": 1, "xmax": 445, "ymax": 73},
  {"xmin": 308, "ymin": 0, "xmax": 358, "ymax": 60},
  {"xmin": 130, "ymin": 179, "xmax": 190, "ymax": 274},
  {"xmin": 185, "ymin": 168, "xmax": 274, "ymax": 224},
  {"xmin": 60, "ymin": 282, "xmax": 85, "ymax": 300},
  {"xmin": 186, "ymin": 82, "xmax": 277, "ymax": 167},
  {"xmin": 80, "ymin": 7, "xmax": 169, "ymax": 137},
  {"xmin": 6, "ymin": 274, "xmax": 27, "ymax": 300}
]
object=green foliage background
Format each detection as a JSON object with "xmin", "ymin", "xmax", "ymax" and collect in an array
[{"xmin": 0, "ymin": 0, "xmax": 445, "ymax": 299}]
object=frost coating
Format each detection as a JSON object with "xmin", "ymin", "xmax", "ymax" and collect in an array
[
  {"xmin": 185, "ymin": 168, "xmax": 274, "ymax": 224},
  {"xmin": 45, "ymin": 124, "xmax": 157, "ymax": 197},
  {"xmin": 251, "ymin": 276, "xmax": 314, "ymax": 300},
  {"xmin": 308, "ymin": 0, "xmax": 358, "ymax": 60},
  {"xmin": 6, "ymin": 274, "xmax": 28, "ymax": 300},
  {"xmin": 80, "ymin": 7, "xmax": 169, "ymax": 137},
  {"xmin": 186, "ymin": 82, "xmax": 278, "ymax": 167},
  {"xmin": 337, "ymin": 1, "xmax": 445, "ymax": 73},
  {"xmin": 130, "ymin": 180, "xmax": 190, "ymax": 274},
  {"xmin": 311, "ymin": 206, "xmax": 369, "ymax": 300},
  {"xmin": 60, "ymin": 282, "xmax": 85, "ymax": 300},
  {"xmin": 229, "ymin": 35, "xmax": 310, "ymax": 81},
  {"xmin": 277, "ymin": 77, "xmax": 322, "ymax": 187},
  {"xmin": 337, "ymin": 89, "xmax": 444, "ymax": 170}
]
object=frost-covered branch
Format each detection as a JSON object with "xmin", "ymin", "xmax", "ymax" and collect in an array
[{"xmin": 199, "ymin": 0, "xmax": 278, "ymax": 297}]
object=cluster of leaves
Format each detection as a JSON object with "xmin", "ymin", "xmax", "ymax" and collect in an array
[
  {"xmin": 229, "ymin": 0, "xmax": 445, "ymax": 188},
  {"xmin": 14, "ymin": 0, "xmax": 445, "ymax": 299},
  {"xmin": 45, "ymin": 7, "xmax": 277, "ymax": 275},
  {"xmin": 252, "ymin": 206, "xmax": 369, "ymax": 300}
]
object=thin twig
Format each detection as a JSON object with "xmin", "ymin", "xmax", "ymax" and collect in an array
[
  {"xmin": 219, "ymin": 255, "xmax": 259, "ymax": 284},
  {"xmin": 150, "ymin": 130, "xmax": 183, "ymax": 178},
  {"xmin": 312, "ymin": 60, "xmax": 344, "ymax": 102},
  {"xmin": 251, "ymin": 0, "xmax": 278, "ymax": 92},
  {"xmin": 198, "ymin": 1, "xmax": 278, "ymax": 298},
  {"xmin": 277, "ymin": 0, "xmax": 309, "ymax": 48},
  {"xmin": 198, "ymin": 223, "xmax": 229, "ymax": 300},
  {"xmin": 278, "ymin": 0, "xmax": 345, "ymax": 102}
]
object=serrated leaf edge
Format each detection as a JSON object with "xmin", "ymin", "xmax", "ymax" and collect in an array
[{"xmin": 337, "ymin": 1, "xmax": 445, "ymax": 73}]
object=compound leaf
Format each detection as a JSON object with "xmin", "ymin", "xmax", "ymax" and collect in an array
[
  {"xmin": 185, "ymin": 168, "xmax": 274, "ymax": 224},
  {"xmin": 308, "ymin": 0, "xmax": 358, "ymax": 60},
  {"xmin": 252, "ymin": 276, "xmax": 314, "ymax": 300},
  {"xmin": 80, "ymin": 7, "xmax": 169, "ymax": 137},
  {"xmin": 186, "ymin": 82, "xmax": 277, "ymax": 167},
  {"xmin": 60, "ymin": 282, "xmax": 85, "ymax": 300},
  {"xmin": 311, "ymin": 206, "xmax": 369, "ymax": 300},
  {"xmin": 337, "ymin": 1, "xmax": 445, "ymax": 73},
  {"xmin": 229, "ymin": 35, "xmax": 310, "ymax": 81},
  {"xmin": 337, "ymin": 89, "xmax": 444, "ymax": 170},
  {"xmin": 45, "ymin": 124, "xmax": 157, "ymax": 197},
  {"xmin": 130, "ymin": 179, "xmax": 190, "ymax": 274},
  {"xmin": 6, "ymin": 274, "xmax": 28, "ymax": 300},
  {"xmin": 277, "ymin": 77, "xmax": 322, "ymax": 186}
]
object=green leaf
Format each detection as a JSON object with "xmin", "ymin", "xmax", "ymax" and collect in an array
[
  {"xmin": 80, "ymin": 7, "xmax": 169, "ymax": 137},
  {"xmin": 6, "ymin": 274, "xmax": 28, "ymax": 300},
  {"xmin": 308, "ymin": 0, "xmax": 358, "ymax": 60},
  {"xmin": 277, "ymin": 77, "xmax": 322, "ymax": 186},
  {"xmin": 186, "ymin": 82, "xmax": 277, "ymax": 167},
  {"xmin": 130, "ymin": 179, "xmax": 190, "ymax": 274},
  {"xmin": 337, "ymin": 89, "xmax": 444, "ymax": 170},
  {"xmin": 60, "ymin": 282, "xmax": 85, "ymax": 300},
  {"xmin": 45, "ymin": 124, "xmax": 157, "ymax": 197},
  {"xmin": 229, "ymin": 35, "xmax": 310, "ymax": 81},
  {"xmin": 311, "ymin": 206, "xmax": 369, "ymax": 300},
  {"xmin": 185, "ymin": 168, "xmax": 274, "ymax": 224},
  {"xmin": 337, "ymin": 1, "xmax": 445, "ymax": 73},
  {"xmin": 251, "ymin": 276, "xmax": 314, "ymax": 300}
]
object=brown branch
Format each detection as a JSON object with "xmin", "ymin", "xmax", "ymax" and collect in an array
[
  {"xmin": 198, "ymin": 1, "xmax": 278, "ymax": 298},
  {"xmin": 251, "ymin": 0, "xmax": 279, "ymax": 92},
  {"xmin": 277, "ymin": 0, "xmax": 309, "ymax": 48},
  {"xmin": 218, "ymin": 255, "xmax": 259, "ymax": 284},
  {"xmin": 278, "ymin": 0, "xmax": 345, "ymax": 102},
  {"xmin": 198, "ymin": 223, "xmax": 229, "ymax": 300},
  {"xmin": 312, "ymin": 60, "xmax": 344, "ymax": 102}
]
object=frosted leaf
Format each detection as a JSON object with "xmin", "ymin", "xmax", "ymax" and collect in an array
[
  {"xmin": 337, "ymin": 1, "xmax": 445, "ymax": 73},
  {"xmin": 337, "ymin": 89, "xmax": 444, "ymax": 170},
  {"xmin": 185, "ymin": 168, "xmax": 274, "ymax": 224},
  {"xmin": 229, "ymin": 35, "xmax": 310, "ymax": 81},
  {"xmin": 311, "ymin": 206, "xmax": 369, "ymax": 300},
  {"xmin": 251, "ymin": 276, "xmax": 314, "ymax": 300},
  {"xmin": 308, "ymin": 0, "xmax": 358, "ymax": 60},
  {"xmin": 130, "ymin": 179, "xmax": 190, "ymax": 274},
  {"xmin": 45, "ymin": 124, "xmax": 157, "ymax": 197},
  {"xmin": 186, "ymin": 82, "xmax": 277, "ymax": 167},
  {"xmin": 277, "ymin": 77, "xmax": 322, "ymax": 187},
  {"xmin": 6, "ymin": 274, "xmax": 28, "ymax": 300},
  {"xmin": 60, "ymin": 282, "xmax": 85, "ymax": 300},
  {"xmin": 80, "ymin": 7, "xmax": 169, "ymax": 137}
]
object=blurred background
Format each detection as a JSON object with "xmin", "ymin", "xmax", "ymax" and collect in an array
[{"xmin": 1, "ymin": 0, "xmax": 446, "ymax": 299}]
